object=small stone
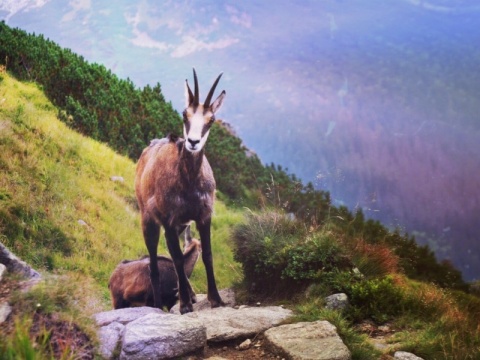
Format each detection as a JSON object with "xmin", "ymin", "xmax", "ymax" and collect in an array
[
  {"xmin": 222, "ymin": 346, "xmax": 228, "ymax": 351},
  {"xmin": 394, "ymin": 351, "xmax": 424, "ymax": 360},
  {"xmin": 110, "ymin": 176, "xmax": 124, "ymax": 183},
  {"xmin": 78, "ymin": 219, "xmax": 88, "ymax": 226},
  {"xmin": 239, "ymin": 339, "xmax": 252, "ymax": 350},
  {"xmin": 256, "ymin": 302, "xmax": 261, "ymax": 306},
  {"xmin": 324, "ymin": 293, "xmax": 349, "ymax": 311},
  {"xmin": 378, "ymin": 325, "xmax": 390, "ymax": 332},
  {"xmin": 0, "ymin": 302, "xmax": 12, "ymax": 324},
  {"xmin": 0, "ymin": 263, "xmax": 6, "ymax": 282}
]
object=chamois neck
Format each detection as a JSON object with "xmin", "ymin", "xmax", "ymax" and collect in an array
[{"xmin": 179, "ymin": 141, "xmax": 204, "ymax": 183}]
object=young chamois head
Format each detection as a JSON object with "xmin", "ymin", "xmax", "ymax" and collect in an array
[{"xmin": 183, "ymin": 68, "xmax": 226, "ymax": 153}]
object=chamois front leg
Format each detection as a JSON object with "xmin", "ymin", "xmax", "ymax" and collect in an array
[
  {"xmin": 197, "ymin": 219, "xmax": 224, "ymax": 308},
  {"xmin": 164, "ymin": 225, "xmax": 194, "ymax": 314},
  {"xmin": 142, "ymin": 217, "xmax": 162, "ymax": 309}
]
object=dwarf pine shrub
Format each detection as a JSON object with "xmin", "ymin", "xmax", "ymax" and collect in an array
[{"xmin": 232, "ymin": 211, "xmax": 350, "ymax": 295}]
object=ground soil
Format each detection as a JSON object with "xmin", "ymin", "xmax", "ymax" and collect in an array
[
  {"xmin": 188, "ymin": 335, "xmax": 283, "ymax": 359},
  {"xmin": 0, "ymin": 275, "xmax": 95, "ymax": 359}
]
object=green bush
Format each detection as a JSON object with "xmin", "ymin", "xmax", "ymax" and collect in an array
[
  {"xmin": 232, "ymin": 211, "xmax": 350, "ymax": 295},
  {"xmin": 346, "ymin": 275, "xmax": 404, "ymax": 323}
]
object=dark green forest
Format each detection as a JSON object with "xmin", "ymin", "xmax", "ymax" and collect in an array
[{"xmin": 0, "ymin": 22, "xmax": 469, "ymax": 291}]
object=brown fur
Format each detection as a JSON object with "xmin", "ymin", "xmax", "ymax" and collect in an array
[{"xmin": 109, "ymin": 236, "xmax": 201, "ymax": 310}]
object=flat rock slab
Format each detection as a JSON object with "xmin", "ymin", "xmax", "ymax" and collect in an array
[
  {"xmin": 184, "ymin": 305, "xmax": 293, "ymax": 342},
  {"xmin": 264, "ymin": 320, "xmax": 351, "ymax": 360}
]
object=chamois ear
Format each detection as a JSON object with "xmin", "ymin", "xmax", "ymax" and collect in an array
[
  {"xmin": 184, "ymin": 225, "xmax": 193, "ymax": 247},
  {"xmin": 211, "ymin": 90, "xmax": 226, "ymax": 114}
]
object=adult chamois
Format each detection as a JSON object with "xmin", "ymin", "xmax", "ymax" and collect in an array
[
  {"xmin": 108, "ymin": 226, "xmax": 201, "ymax": 310},
  {"xmin": 135, "ymin": 69, "xmax": 225, "ymax": 314}
]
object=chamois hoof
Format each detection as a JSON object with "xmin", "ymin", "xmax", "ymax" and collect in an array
[
  {"xmin": 191, "ymin": 294, "xmax": 197, "ymax": 304},
  {"xmin": 180, "ymin": 302, "xmax": 193, "ymax": 314},
  {"xmin": 209, "ymin": 296, "xmax": 225, "ymax": 308}
]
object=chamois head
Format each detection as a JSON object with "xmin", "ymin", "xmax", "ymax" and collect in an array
[{"xmin": 183, "ymin": 68, "xmax": 226, "ymax": 153}]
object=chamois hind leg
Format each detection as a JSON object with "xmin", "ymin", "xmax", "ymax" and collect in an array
[
  {"xmin": 164, "ymin": 225, "xmax": 194, "ymax": 314},
  {"xmin": 142, "ymin": 217, "xmax": 162, "ymax": 309},
  {"xmin": 197, "ymin": 219, "xmax": 224, "ymax": 308}
]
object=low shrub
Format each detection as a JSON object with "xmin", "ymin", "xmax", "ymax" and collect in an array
[
  {"xmin": 232, "ymin": 211, "xmax": 350, "ymax": 295},
  {"xmin": 346, "ymin": 275, "xmax": 405, "ymax": 323}
]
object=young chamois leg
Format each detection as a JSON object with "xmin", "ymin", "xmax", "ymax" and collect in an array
[
  {"xmin": 197, "ymin": 219, "xmax": 224, "ymax": 308},
  {"xmin": 164, "ymin": 224, "xmax": 195, "ymax": 314},
  {"xmin": 142, "ymin": 217, "xmax": 162, "ymax": 309}
]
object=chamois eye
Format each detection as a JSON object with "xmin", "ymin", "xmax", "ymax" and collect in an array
[
  {"xmin": 209, "ymin": 115, "xmax": 215, "ymax": 124},
  {"xmin": 182, "ymin": 110, "xmax": 188, "ymax": 123}
]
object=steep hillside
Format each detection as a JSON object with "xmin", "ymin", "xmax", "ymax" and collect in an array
[{"xmin": 0, "ymin": 71, "xmax": 242, "ymax": 297}]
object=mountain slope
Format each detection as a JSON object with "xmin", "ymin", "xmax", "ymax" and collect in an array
[{"xmin": 0, "ymin": 72, "xmax": 242, "ymax": 297}]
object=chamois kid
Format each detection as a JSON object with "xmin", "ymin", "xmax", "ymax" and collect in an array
[
  {"xmin": 135, "ymin": 69, "xmax": 225, "ymax": 314},
  {"xmin": 108, "ymin": 226, "xmax": 201, "ymax": 310}
]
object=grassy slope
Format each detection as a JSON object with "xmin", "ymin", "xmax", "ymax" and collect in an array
[{"xmin": 0, "ymin": 72, "xmax": 242, "ymax": 309}]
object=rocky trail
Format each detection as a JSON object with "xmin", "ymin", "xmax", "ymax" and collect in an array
[{"xmin": 1, "ymin": 243, "xmax": 425, "ymax": 360}]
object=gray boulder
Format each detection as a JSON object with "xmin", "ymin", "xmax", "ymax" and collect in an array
[
  {"xmin": 120, "ymin": 312, "xmax": 206, "ymax": 360},
  {"xmin": 97, "ymin": 321, "xmax": 125, "ymax": 359},
  {"xmin": 264, "ymin": 320, "xmax": 351, "ymax": 360},
  {"xmin": 324, "ymin": 293, "xmax": 349, "ymax": 311},
  {"xmin": 0, "ymin": 242, "xmax": 41, "ymax": 279}
]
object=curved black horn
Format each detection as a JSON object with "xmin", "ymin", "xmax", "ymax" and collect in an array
[
  {"xmin": 204, "ymin": 72, "xmax": 223, "ymax": 108},
  {"xmin": 193, "ymin": 68, "xmax": 199, "ymax": 106}
]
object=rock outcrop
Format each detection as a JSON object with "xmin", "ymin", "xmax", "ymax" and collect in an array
[
  {"xmin": 94, "ymin": 289, "xmax": 355, "ymax": 360},
  {"xmin": 0, "ymin": 243, "xmax": 41, "ymax": 325},
  {"xmin": 94, "ymin": 289, "xmax": 293, "ymax": 359},
  {"xmin": 0, "ymin": 243, "xmax": 41, "ymax": 279}
]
